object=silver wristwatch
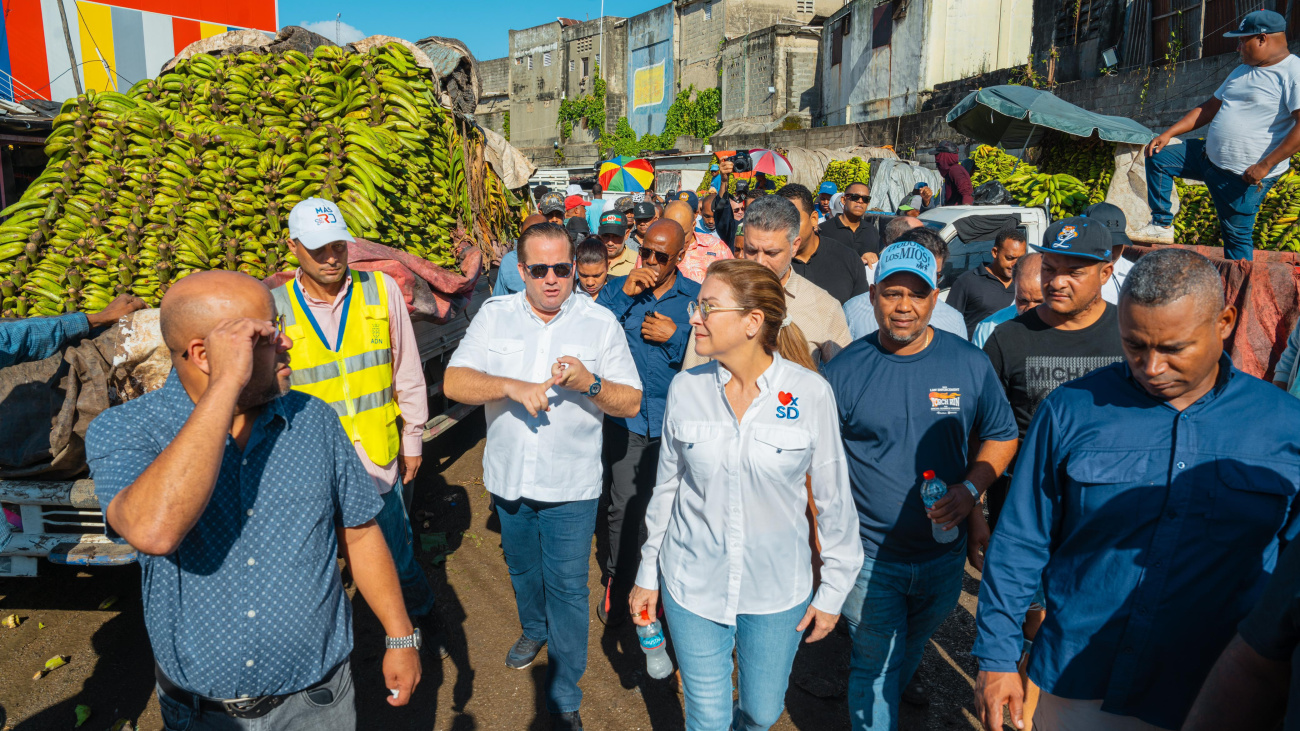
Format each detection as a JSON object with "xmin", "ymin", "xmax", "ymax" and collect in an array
[
  {"xmin": 385, "ymin": 627, "xmax": 422, "ymax": 650},
  {"xmin": 962, "ymin": 480, "xmax": 979, "ymax": 499}
]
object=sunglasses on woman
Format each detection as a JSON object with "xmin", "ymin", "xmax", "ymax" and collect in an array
[
  {"xmin": 842, "ymin": 193, "xmax": 868, "ymax": 203},
  {"xmin": 525, "ymin": 262, "xmax": 575, "ymax": 279},
  {"xmin": 687, "ymin": 300, "xmax": 747, "ymax": 320}
]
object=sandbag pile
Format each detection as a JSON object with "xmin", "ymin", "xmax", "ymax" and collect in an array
[{"xmin": 0, "ymin": 41, "xmax": 520, "ymax": 318}]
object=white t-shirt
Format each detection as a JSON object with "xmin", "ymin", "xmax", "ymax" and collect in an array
[
  {"xmin": 1207, "ymin": 54, "xmax": 1300, "ymax": 178},
  {"xmin": 1100, "ymin": 254, "xmax": 1134, "ymax": 305}
]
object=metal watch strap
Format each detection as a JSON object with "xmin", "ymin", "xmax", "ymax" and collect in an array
[
  {"xmin": 385, "ymin": 627, "xmax": 421, "ymax": 650},
  {"xmin": 962, "ymin": 480, "xmax": 979, "ymax": 499}
]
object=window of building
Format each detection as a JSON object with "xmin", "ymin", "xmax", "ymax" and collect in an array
[
  {"xmin": 527, "ymin": 55, "xmax": 533, "ymax": 70},
  {"xmin": 831, "ymin": 15, "xmax": 847, "ymax": 65},
  {"xmin": 705, "ymin": 1, "xmax": 712, "ymax": 21},
  {"xmin": 569, "ymin": 59, "xmax": 575, "ymax": 72},
  {"xmin": 543, "ymin": 51, "xmax": 552, "ymax": 67},
  {"xmin": 514, "ymin": 56, "xmax": 522, "ymax": 65},
  {"xmin": 872, "ymin": 2, "xmax": 894, "ymax": 49},
  {"xmin": 582, "ymin": 56, "xmax": 590, "ymax": 76},
  {"xmin": 796, "ymin": 0, "xmax": 814, "ymax": 14}
]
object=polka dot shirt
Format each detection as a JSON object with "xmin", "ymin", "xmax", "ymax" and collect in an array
[{"xmin": 86, "ymin": 371, "xmax": 383, "ymax": 699}]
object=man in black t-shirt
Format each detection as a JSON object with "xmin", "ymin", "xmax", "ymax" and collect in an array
[
  {"xmin": 818, "ymin": 181, "xmax": 883, "ymax": 264},
  {"xmin": 778, "ymin": 183, "xmax": 870, "ymax": 304},
  {"xmin": 947, "ymin": 229, "xmax": 1026, "ymax": 336}
]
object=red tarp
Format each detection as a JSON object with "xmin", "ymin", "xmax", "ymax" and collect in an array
[
  {"xmin": 1129, "ymin": 245, "xmax": 1300, "ymax": 381},
  {"xmin": 263, "ymin": 237, "xmax": 482, "ymax": 324}
]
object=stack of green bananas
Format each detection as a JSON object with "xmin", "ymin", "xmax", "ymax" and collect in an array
[
  {"xmin": 969, "ymin": 145, "xmax": 1090, "ymax": 217},
  {"xmin": 1037, "ymin": 133, "xmax": 1115, "ymax": 206},
  {"xmin": 821, "ymin": 157, "xmax": 871, "ymax": 190},
  {"xmin": 1173, "ymin": 150, "xmax": 1300, "ymax": 250},
  {"xmin": 0, "ymin": 42, "xmax": 519, "ymax": 317}
]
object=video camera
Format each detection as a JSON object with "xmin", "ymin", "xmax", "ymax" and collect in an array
[{"xmin": 725, "ymin": 149, "xmax": 752, "ymax": 174}]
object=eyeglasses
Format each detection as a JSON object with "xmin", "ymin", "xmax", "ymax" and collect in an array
[
  {"xmin": 687, "ymin": 300, "xmax": 747, "ymax": 320},
  {"xmin": 525, "ymin": 262, "xmax": 575, "ymax": 279},
  {"xmin": 843, "ymin": 193, "xmax": 868, "ymax": 203},
  {"xmin": 257, "ymin": 313, "xmax": 287, "ymax": 348},
  {"xmin": 642, "ymin": 249, "xmax": 675, "ymax": 265}
]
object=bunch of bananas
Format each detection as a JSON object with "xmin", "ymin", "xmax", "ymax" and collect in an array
[
  {"xmin": 969, "ymin": 145, "xmax": 1090, "ymax": 217},
  {"xmin": 1172, "ymin": 151, "xmax": 1300, "ymax": 251},
  {"xmin": 1037, "ymin": 133, "xmax": 1115, "ymax": 206},
  {"xmin": 821, "ymin": 157, "xmax": 871, "ymax": 191},
  {"xmin": 0, "ymin": 42, "xmax": 520, "ymax": 317}
]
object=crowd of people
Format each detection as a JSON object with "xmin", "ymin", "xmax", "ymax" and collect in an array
[{"xmin": 0, "ymin": 11, "xmax": 1298, "ymax": 731}]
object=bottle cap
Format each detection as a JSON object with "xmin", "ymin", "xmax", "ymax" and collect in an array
[
  {"xmin": 641, "ymin": 609, "xmax": 650, "ymax": 621},
  {"xmin": 922, "ymin": 470, "xmax": 935, "ymax": 480}
]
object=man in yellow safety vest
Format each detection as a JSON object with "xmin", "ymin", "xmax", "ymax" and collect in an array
[{"xmin": 271, "ymin": 198, "xmax": 444, "ymax": 658}]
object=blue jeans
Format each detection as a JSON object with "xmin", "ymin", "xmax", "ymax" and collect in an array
[
  {"xmin": 1146, "ymin": 137, "xmax": 1279, "ymax": 260},
  {"xmin": 495, "ymin": 496, "xmax": 598, "ymax": 714},
  {"xmin": 376, "ymin": 480, "xmax": 436, "ymax": 617},
  {"xmin": 840, "ymin": 545, "xmax": 967, "ymax": 731},
  {"xmin": 661, "ymin": 587, "xmax": 811, "ymax": 731}
]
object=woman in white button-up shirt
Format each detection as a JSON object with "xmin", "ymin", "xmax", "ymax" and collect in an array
[{"xmin": 630, "ymin": 259, "xmax": 864, "ymax": 731}]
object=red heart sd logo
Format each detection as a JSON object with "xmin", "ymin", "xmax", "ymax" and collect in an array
[{"xmin": 778, "ymin": 391, "xmax": 793, "ymax": 405}]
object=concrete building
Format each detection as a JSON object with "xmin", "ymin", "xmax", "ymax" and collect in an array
[
  {"xmin": 674, "ymin": 0, "xmax": 842, "ymax": 92},
  {"xmin": 474, "ymin": 57, "xmax": 510, "ymax": 138},
  {"xmin": 718, "ymin": 24, "xmax": 822, "ymax": 133},
  {"xmin": 508, "ymin": 20, "xmax": 570, "ymax": 155},
  {"xmin": 628, "ymin": 5, "xmax": 676, "ymax": 136},
  {"xmin": 819, "ymin": 0, "xmax": 1032, "ymax": 125},
  {"xmin": 562, "ymin": 17, "xmax": 630, "ymax": 146}
]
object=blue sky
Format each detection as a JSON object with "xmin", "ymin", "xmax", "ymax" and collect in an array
[{"xmin": 279, "ymin": 1, "xmax": 668, "ymax": 61}]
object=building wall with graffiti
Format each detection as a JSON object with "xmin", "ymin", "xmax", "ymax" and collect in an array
[
  {"xmin": 626, "ymin": 4, "xmax": 674, "ymax": 138},
  {"xmin": 0, "ymin": 0, "xmax": 277, "ymax": 103}
]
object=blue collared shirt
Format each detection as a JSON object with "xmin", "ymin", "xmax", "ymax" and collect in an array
[
  {"xmin": 493, "ymin": 249, "xmax": 526, "ymax": 296},
  {"xmin": 0, "ymin": 313, "xmax": 89, "ymax": 368},
  {"xmin": 596, "ymin": 274, "xmax": 700, "ymax": 437},
  {"xmin": 86, "ymin": 372, "xmax": 383, "ymax": 699},
  {"xmin": 843, "ymin": 294, "xmax": 968, "ymax": 341},
  {"xmin": 974, "ymin": 357, "xmax": 1300, "ymax": 729},
  {"xmin": 971, "ymin": 304, "xmax": 1017, "ymax": 349}
]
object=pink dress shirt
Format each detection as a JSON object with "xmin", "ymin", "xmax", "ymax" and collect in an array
[{"xmin": 293, "ymin": 269, "xmax": 429, "ymax": 494}]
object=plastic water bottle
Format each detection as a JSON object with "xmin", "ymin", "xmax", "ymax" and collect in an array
[
  {"xmin": 920, "ymin": 470, "xmax": 958, "ymax": 544},
  {"xmin": 637, "ymin": 610, "xmax": 673, "ymax": 679}
]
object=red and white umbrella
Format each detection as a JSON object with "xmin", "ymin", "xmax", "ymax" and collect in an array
[{"xmin": 748, "ymin": 149, "xmax": 793, "ymax": 176}]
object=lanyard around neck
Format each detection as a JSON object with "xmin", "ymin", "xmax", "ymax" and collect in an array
[{"xmin": 294, "ymin": 276, "xmax": 354, "ymax": 353}]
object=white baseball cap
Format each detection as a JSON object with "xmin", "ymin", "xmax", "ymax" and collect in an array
[{"xmin": 288, "ymin": 198, "xmax": 355, "ymax": 250}]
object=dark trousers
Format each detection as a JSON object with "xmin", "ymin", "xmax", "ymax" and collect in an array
[{"xmin": 601, "ymin": 421, "xmax": 662, "ymax": 585}]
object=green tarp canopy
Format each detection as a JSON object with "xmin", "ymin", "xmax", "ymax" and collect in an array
[{"xmin": 945, "ymin": 85, "xmax": 1156, "ymax": 148}]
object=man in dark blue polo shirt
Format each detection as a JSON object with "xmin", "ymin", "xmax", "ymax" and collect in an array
[
  {"xmin": 974, "ymin": 248, "xmax": 1300, "ymax": 731},
  {"xmin": 823, "ymin": 242, "xmax": 1018, "ymax": 731},
  {"xmin": 87, "ymin": 271, "xmax": 420, "ymax": 728},
  {"xmin": 595, "ymin": 219, "xmax": 699, "ymax": 625}
]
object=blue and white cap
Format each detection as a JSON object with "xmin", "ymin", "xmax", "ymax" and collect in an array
[
  {"xmin": 288, "ymin": 198, "xmax": 354, "ymax": 250},
  {"xmin": 875, "ymin": 241, "xmax": 937, "ymax": 290}
]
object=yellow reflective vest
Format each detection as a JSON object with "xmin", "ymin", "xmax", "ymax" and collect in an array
[{"xmin": 271, "ymin": 270, "xmax": 400, "ymax": 466}]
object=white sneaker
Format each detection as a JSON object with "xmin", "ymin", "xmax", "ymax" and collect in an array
[{"xmin": 1131, "ymin": 223, "xmax": 1175, "ymax": 244}]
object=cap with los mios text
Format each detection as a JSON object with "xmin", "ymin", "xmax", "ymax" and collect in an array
[
  {"xmin": 875, "ymin": 241, "xmax": 937, "ymax": 290},
  {"xmin": 1033, "ymin": 217, "xmax": 1113, "ymax": 262}
]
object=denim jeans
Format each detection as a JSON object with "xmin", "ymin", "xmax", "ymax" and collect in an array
[
  {"xmin": 495, "ymin": 496, "xmax": 598, "ymax": 714},
  {"xmin": 840, "ymin": 544, "xmax": 967, "ymax": 731},
  {"xmin": 375, "ymin": 479, "xmax": 436, "ymax": 617},
  {"xmin": 661, "ymin": 587, "xmax": 812, "ymax": 731},
  {"xmin": 157, "ymin": 661, "xmax": 355, "ymax": 731},
  {"xmin": 1145, "ymin": 137, "xmax": 1279, "ymax": 260}
]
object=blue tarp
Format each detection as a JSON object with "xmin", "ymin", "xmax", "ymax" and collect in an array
[{"xmin": 946, "ymin": 85, "xmax": 1156, "ymax": 148}]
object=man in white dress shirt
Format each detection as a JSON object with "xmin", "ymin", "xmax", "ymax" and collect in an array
[{"xmin": 444, "ymin": 222, "xmax": 642, "ymax": 731}]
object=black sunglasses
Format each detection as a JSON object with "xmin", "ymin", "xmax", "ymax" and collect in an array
[
  {"xmin": 843, "ymin": 193, "xmax": 868, "ymax": 203},
  {"xmin": 642, "ymin": 249, "xmax": 674, "ymax": 265},
  {"xmin": 525, "ymin": 262, "xmax": 575, "ymax": 279}
]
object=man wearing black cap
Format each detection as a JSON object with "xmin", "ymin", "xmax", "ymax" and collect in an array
[
  {"xmin": 1140, "ymin": 9, "xmax": 1300, "ymax": 259},
  {"xmin": 1084, "ymin": 202, "xmax": 1136, "ymax": 305},
  {"xmin": 628, "ymin": 202, "xmax": 657, "ymax": 252},
  {"xmin": 538, "ymin": 192, "xmax": 567, "ymax": 225},
  {"xmin": 598, "ymin": 210, "xmax": 638, "ymax": 277},
  {"xmin": 565, "ymin": 216, "xmax": 590, "ymax": 245},
  {"xmin": 936, "ymin": 141, "xmax": 973, "ymax": 206},
  {"xmin": 981, "ymin": 217, "xmax": 1124, "ymax": 525}
]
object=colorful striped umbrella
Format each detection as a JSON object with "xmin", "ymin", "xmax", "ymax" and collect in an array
[
  {"xmin": 748, "ymin": 149, "xmax": 794, "ymax": 176},
  {"xmin": 598, "ymin": 156, "xmax": 655, "ymax": 193}
]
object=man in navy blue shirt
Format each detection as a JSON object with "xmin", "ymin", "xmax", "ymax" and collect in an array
[
  {"xmin": 595, "ymin": 219, "xmax": 699, "ymax": 624},
  {"xmin": 87, "ymin": 271, "xmax": 420, "ymax": 728},
  {"xmin": 974, "ymin": 248, "xmax": 1300, "ymax": 731},
  {"xmin": 823, "ymin": 242, "xmax": 1017, "ymax": 731}
]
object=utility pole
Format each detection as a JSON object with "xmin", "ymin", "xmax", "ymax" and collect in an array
[
  {"xmin": 336, "ymin": 13, "xmax": 341, "ymax": 45},
  {"xmin": 56, "ymin": 0, "xmax": 82, "ymax": 94}
]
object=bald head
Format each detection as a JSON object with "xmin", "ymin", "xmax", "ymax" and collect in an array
[
  {"xmin": 522, "ymin": 214, "xmax": 547, "ymax": 233},
  {"xmin": 662, "ymin": 202, "xmax": 695, "ymax": 237},
  {"xmin": 645, "ymin": 219, "xmax": 686, "ymax": 255},
  {"xmin": 160, "ymin": 271, "xmax": 275, "ymax": 353}
]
